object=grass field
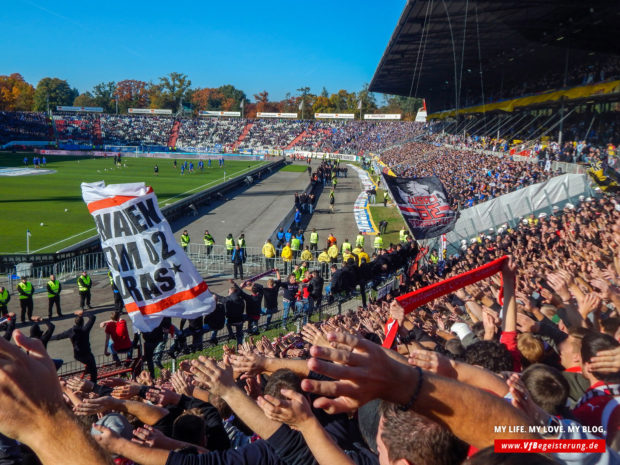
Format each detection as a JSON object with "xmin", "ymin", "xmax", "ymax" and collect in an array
[
  {"xmin": 369, "ymin": 204, "xmax": 406, "ymax": 246},
  {"xmin": 0, "ymin": 153, "xmax": 266, "ymax": 254}
]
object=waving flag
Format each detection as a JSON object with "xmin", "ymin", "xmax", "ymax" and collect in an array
[
  {"xmin": 81, "ymin": 182, "xmax": 215, "ymax": 332},
  {"xmin": 382, "ymin": 174, "xmax": 458, "ymax": 240}
]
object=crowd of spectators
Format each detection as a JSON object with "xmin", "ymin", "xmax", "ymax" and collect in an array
[
  {"xmin": 1, "ymin": 193, "xmax": 620, "ymax": 464},
  {"xmin": 100, "ymin": 115, "xmax": 174, "ymax": 146},
  {"xmin": 0, "ymin": 111, "xmax": 51, "ymax": 144},
  {"xmin": 175, "ymin": 118, "xmax": 247, "ymax": 152},
  {"xmin": 381, "ymin": 141, "xmax": 555, "ymax": 208},
  {"xmin": 53, "ymin": 114, "xmax": 97, "ymax": 142}
]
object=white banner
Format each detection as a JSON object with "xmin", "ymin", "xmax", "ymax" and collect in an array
[
  {"xmin": 81, "ymin": 182, "xmax": 215, "ymax": 331},
  {"xmin": 257, "ymin": 112, "xmax": 298, "ymax": 118},
  {"xmin": 199, "ymin": 111, "xmax": 241, "ymax": 117},
  {"xmin": 315, "ymin": 113, "xmax": 355, "ymax": 119},
  {"xmin": 128, "ymin": 108, "xmax": 173, "ymax": 115},
  {"xmin": 415, "ymin": 109, "xmax": 427, "ymax": 122},
  {"xmin": 363, "ymin": 114, "xmax": 401, "ymax": 120},
  {"xmin": 56, "ymin": 106, "xmax": 103, "ymax": 113}
]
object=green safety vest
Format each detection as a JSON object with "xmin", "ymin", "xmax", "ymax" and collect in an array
[
  {"xmin": 430, "ymin": 254, "xmax": 439, "ymax": 264},
  {"xmin": 0, "ymin": 289, "xmax": 8, "ymax": 304},
  {"xmin": 204, "ymin": 234, "xmax": 215, "ymax": 246},
  {"xmin": 108, "ymin": 271, "xmax": 114, "ymax": 286},
  {"xmin": 18, "ymin": 282, "xmax": 32, "ymax": 299},
  {"xmin": 399, "ymin": 229, "xmax": 407, "ymax": 242},
  {"xmin": 374, "ymin": 236, "xmax": 383, "ymax": 249},
  {"xmin": 291, "ymin": 237, "xmax": 301, "ymax": 251},
  {"xmin": 355, "ymin": 235, "xmax": 364, "ymax": 247},
  {"xmin": 341, "ymin": 242, "xmax": 351, "ymax": 253},
  {"xmin": 310, "ymin": 232, "xmax": 319, "ymax": 244},
  {"xmin": 238, "ymin": 238, "xmax": 246, "ymax": 248},
  {"xmin": 181, "ymin": 234, "xmax": 190, "ymax": 246},
  {"xmin": 78, "ymin": 275, "xmax": 91, "ymax": 292},
  {"xmin": 225, "ymin": 238, "xmax": 234, "ymax": 250},
  {"xmin": 47, "ymin": 280, "xmax": 60, "ymax": 298}
]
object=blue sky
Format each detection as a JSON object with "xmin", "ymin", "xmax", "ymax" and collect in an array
[{"xmin": 4, "ymin": 0, "xmax": 405, "ymax": 101}]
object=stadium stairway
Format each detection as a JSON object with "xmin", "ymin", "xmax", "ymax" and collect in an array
[
  {"xmin": 232, "ymin": 121, "xmax": 254, "ymax": 151},
  {"xmin": 285, "ymin": 124, "xmax": 313, "ymax": 150},
  {"xmin": 93, "ymin": 118, "xmax": 103, "ymax": 145},
  {"xmin": 168, "ymin": 120, "xmax": 181, "ymax": 148}
]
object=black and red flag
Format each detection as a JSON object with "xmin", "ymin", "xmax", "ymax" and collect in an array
[{"xmin": 381, "ymin": 174, "xmax": 458, "ymax": 240}]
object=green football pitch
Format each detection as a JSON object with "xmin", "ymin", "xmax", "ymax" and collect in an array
[{"xmin": 0, "ymin": 153, "xmax": 266, "ymax": 254}]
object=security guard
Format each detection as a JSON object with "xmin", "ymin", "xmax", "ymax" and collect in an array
[
  {"xmin": 290, "ymin": 235, "xmax": 301, "ymax": 260},
  {"xmin": 17, "ymin": 276, "xmax": 34, "ymax": 323},
  {"xmin": 317, "ymin": 248, "xmax": 330, "ymax": 277},
  {"xmin": 309, "ymin": 228, "xmax": 319, "ymax": 255},
  {"xmin": 355, "ymin": 233, "xmax": 365, "ymax": 248},
  {"xmin": 300, "ymin": 246, "xmax": 313, "ymax": 261},
  {"xmin": 225, "ymin": 233, "xmax": 235, "ymax": 257},
  {"xmin": 203, "ymin": 230, "xmax": 215, "ymax": 255},
  {"xmin": 47, "ymin": 273, "xmax": 62, "ymax": 318},
  {"xmin": 108, "ymin": 270, "xmax": 123, "ymax": 312},
  {"xmin": 262, "ymin": 238, "xmax": 276, "ymax": 270},
  {"xmin": 341, "ymin": 238, "xmax": 352, "ymax": 255},
  {"xmin": 180, "ymin": 230, "xmax": 190, "ymax": 253},
  {"xmin": 327, "ymin": 242, "xmax": 339, "ymax": 263},
  {"xmin": 281, "ymin": 242, "xmax": 293, "ymax": 275},
  {"xmin": 399, "ymin": 227, "xmax": 408, "ymax": 243},
  {"xmin": 0, "ymin": 285, "xmax": 10, "ymax": 316},
  {"xmin": 374, "ymin": 234, "xmax": 384, "ymax": 253},
  {"xmin": 237, "ymin": 233, "xmax": 247, "ymax": 255},
  {"xmin": 77, "ymin": 270, "xmax": 93, "ymax": 310}
]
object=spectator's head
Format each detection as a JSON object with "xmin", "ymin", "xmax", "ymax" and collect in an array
[
  {"xmin": 601, "ymin": 317, "xmax": 620, "ymax": 339},
  {"xmin": 521, "ymin": 364, "xmax": 569, "ymax": 416},
  {"xmin": 581, "ymin": 331, "xmax": 620, "ymax": 384},
  {"xmin": 74, "ymin": 314, "xmax": 84, "ymax": 327},
  {"xmin": 288, "ymin": 274, "xmax": 296, "ymax": 284},
  {"xmin": 264, "ymin": 369, "xmax": 302, "ymax": 400},
  {"xmin": 110, "ymin": 311, "xmax": 121, "ymax": 322},
  {"xmin": 377, "ymin": 402, "xmax": 468, "ymax": 465},
  {"xmin": 558, "ymin": 327, "xmax": 590, "ymax": 370},
  {"xmin": 172, "ymin": 410, "xmax": 206, "ymax": 447},
  {"xmin": 517, "ymin": 333, "xmax": 545, "ymax": 366},
  {"xmin": 464, "ymin": 340, "xmax": 513, "ymax": 373}
]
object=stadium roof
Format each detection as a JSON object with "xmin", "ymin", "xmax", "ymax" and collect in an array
[{"xmin": 369, "ymin": 0, "xmax": 620, "ymax": 114}]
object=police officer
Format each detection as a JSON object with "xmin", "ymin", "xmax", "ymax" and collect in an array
[
  {"xmin": 225, "ymin": 233, "xmax": 234, "ymax": 257},
  {"xmin": 17, "ymin": 277, "xmax": 34, "ymax": 323},
  {"xmin": 310, "ymin": 228, "xmax": 319, "ymax": 255},
  {"xmin": 374, "ymin": 234, "xmax": 384, "ymax": 254},
  {"xmin": 108, "ymin": 270, "xmax": 123, "ymax": 312},
  {"xmin": 77, "ymin": 270, "xmax": 93, "ymax": 310},
  {"xmin": 203, "ymin": 229, "xmax": 215, "ymax": 255},
  {"xmin": 47, "ymin": 273, "xmax": 62, "ymax": 318},
  {"xmin": 0, "ymin": 285, "xmax": 10, "ymax": 316},
  {"xmin": 355, "ymin": 232, "xmax": 365, "ymax": 248},
  {"xmin": 180, "ymin": 230, "xmax": 190, "ymax": 253}
]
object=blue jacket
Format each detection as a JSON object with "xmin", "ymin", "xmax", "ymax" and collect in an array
[
  {"xmin": 231, "ymin": 248, "xmax": 245, "ymax": 263},
  {"xmin": 294, "ymin": 211, "xmax": 302, "ymax": 223}
]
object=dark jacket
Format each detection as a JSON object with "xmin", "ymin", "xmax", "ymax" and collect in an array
[
  {"xmin": 307, "ymin": 276, "xmax": 324, "ymax": 299},
  {"xmin": 51, "ymin": 314, "xmax": 96, "ymax": 358},
  {"xmin": 231, "ymin": 248, "xmax": 245, "ymax": 264},
  {"xmin": 221, "ymin": 292, "xmax": 245, "ymax": 324},
  {"xmin": 30, "ymin": 320, "xmax": 55, "ymax": 348},
  {"xmin": 165, "ymin": 439, "xmax": 283, "ymax": 465}
]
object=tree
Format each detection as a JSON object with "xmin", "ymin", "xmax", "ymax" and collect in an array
[
  {"xmin": 217, "ymin": 85, "xmax": 247, "ymax": 111},
  {"xmin": 114, "ymin": 80, "xmax": 149, "ymax": 113},
  {"xmin": 254, "ymin": 90, "xmax": 278, "ymax": 113},
  {"xmin": 357, "ymin": 83, "xmax": 378, "ymax": 117},
  {"xmin": 73, "ymin": 92, "xmax": 95, "ymax": 107},
  {"xmin": 92, "ymin": 82, "xmax": 116, "ymax": 113},
  {"xmin": 0, "ymin": 73, "xmax": 35, "ymax": 111},
  {"xmin": 33, "ymin": 77, "xmax": 78, "ymax": 111},
  {"xmin": 380, "ymin": 95, "xmax": 423, "ymax": 120},
  {"xmin": 156, "ymin": 72, "xmax": 192, "ymax": 112}
]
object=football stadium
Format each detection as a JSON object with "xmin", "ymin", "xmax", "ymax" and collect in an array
[{"xmin": 0, "ymin": 1, "xmax": 619, "ymax": 463}]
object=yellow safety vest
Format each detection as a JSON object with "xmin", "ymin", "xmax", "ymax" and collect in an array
[
  {"xmin": 310, "ymin": 232, "xmax": 319, "ymax": 244},
  {"xmin": 238, "ymin": 238, "xmax": 246, "ymax": 248},
  {"xmin": 181, "ymin": 234, "xmax": 190, "ymax": 246},
  {"xmin": 204, "ymin": 234, "xmax": 215, "ymax": 246},
  {"xmin": 374, "ymin": 236, "xmax": 383, "ymax": 249},
  {"xmin": 328, "ymin": 245, "xmax": 339, "ymax": 259},
  {"xmin": 341, "ymin": 242, "xmax": 351, "ymax": 254},
  {"xmin": 225, "ymin": 238, "xmax": 234, "ymax": 250},
  {"xmin": 301, "ymin": 249, "xmax": 313, "ymax": 261},
  {"xmin": 291, "ymin": 238, "xmax": 301, "ymax": 251},
  {"xmin": 77, "ymin": 275, "xmax": 91, "ymax": 292},
  {"xmin": 0, "ymin": 289, "xmax": 9, "ymax": 304},
  {"xmin": 18, "ymin": 282, "xmax": 33, "ymax": 299},
  {"xmin": 47, "ymin": 280, "xmax": 60, "ymax": 298},
  {"xmin": 262, "ymin": 243, "xmax": 276, "ymax": 258},
  {"xmin": 355, "ymin": 235, "xmax": 364, "ymax": 247},
  {"xmin": 399, "ymin": 229, "xmax": 407, "ymax": 242},
  {"xmin": 282, "ymin": 246, "xmax": 293, "ymax": 262},
  {"xmin": 317, "ymin": 252, "xmax": 330, "ymax": 263}
]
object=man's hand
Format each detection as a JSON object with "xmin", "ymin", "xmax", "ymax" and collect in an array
[
  {"xmin": 0, "ymin": 330, "xmax": 64, "ymax": 445},
  {"xmin": 408, "ymin": 349, "xmax": 456, "ymax": 379},
  {"xmin": 74, "ymin": 396, "xmax": 120, "ymax": 416},
  {"xmin": 229, "ymin": 353, "xmax": 265, "ymax": 378},
  {"xmin": 301, "ymin": 324, "xmax": 330, "ymax": 349},
  {"xmin": 257, "ymin": 389, "xmax": 314, "ymax": 431},
  {"xmin": 170, "ymin": 371, "xmax": 195, "ymax": 397},
  {"xmin": 132, "ymin": 424, "xmax": 168, "ymax": 449},
  {"xmin": 590, "ymin": 346, "xmax": 620, "ymax": 374},
  {"xmin": 91, "ymin": 424, "xmax": 122, "ymax": 455},
  {"xmin": 577, "ymin": 293, "xmax": 601, "ymax": 319},
  {"xmin": 67, "ymin": 376, "xmax": 95, "ymax": 393},
  {"xmin": 516, "ymin": 313, "xmax": 540, "ymax": 333},
  {"xmin": 190, "ymin": 356, "xmax": 236, "ymax": 398},
  {"xmin": 111, "ymin": 384, "xmax": 141, "ymax": 399},
  {"xmin": 301, "ymin": 332, "xmax": 409, "ymax": 414},
  {"xmin": 145, "ymin": 388, "xmax": 180, "ymax": 407},
  {"xmin": 389, "ymin": 300, "xmax": 405, "ymax": 327}
]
